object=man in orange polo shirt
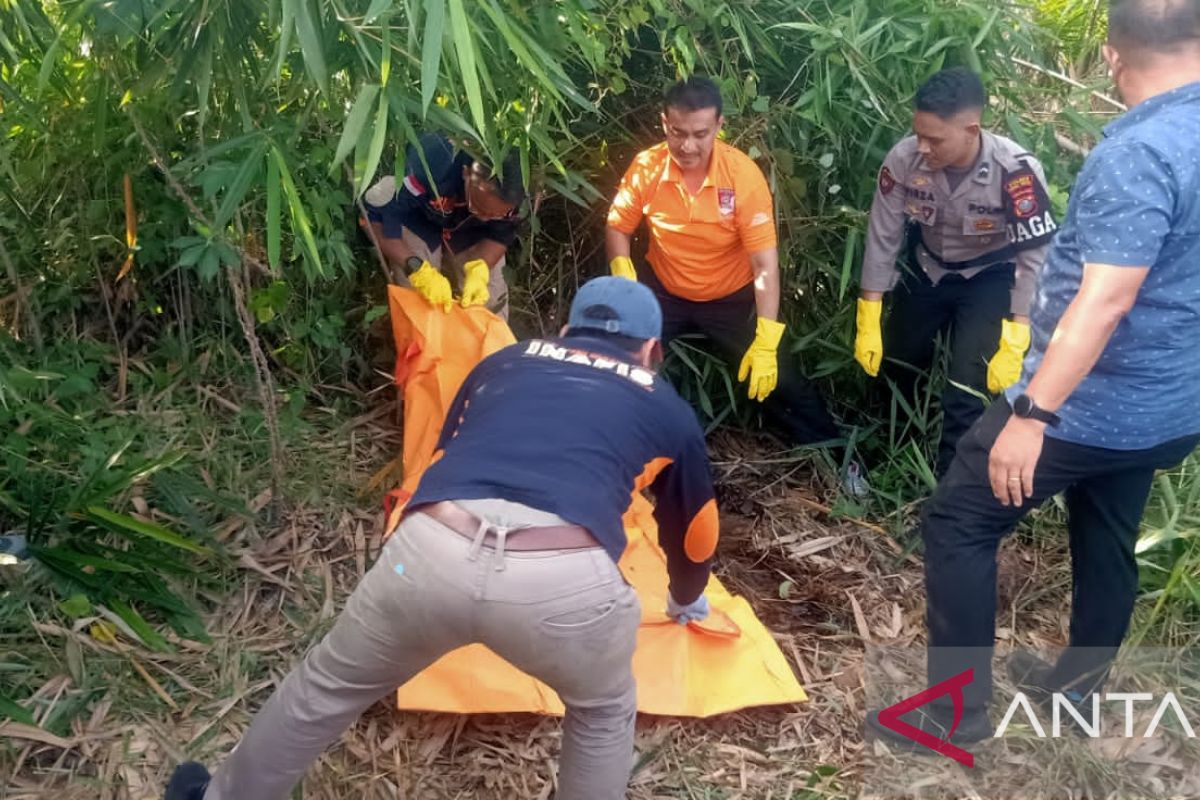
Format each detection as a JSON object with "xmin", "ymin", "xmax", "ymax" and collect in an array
[{"xmin": 606, "ymin": 78, "xmax": 861, "ymax": 490}]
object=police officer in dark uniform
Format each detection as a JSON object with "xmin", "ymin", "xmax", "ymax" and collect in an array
[
  {"xmin": 362, "ymin": 133, "xmax": 524, "ymax": 318},
  {"xmin": 165, "ymin": 278, "xmax": 718, "ymax": 800},
  {"xmin": 854, "ymin": 68, "xmax": 1056, "ymax": 476}
]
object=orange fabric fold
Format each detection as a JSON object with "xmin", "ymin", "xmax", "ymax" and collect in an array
[{"xmin": 386, "ymin": 286, "xmax": 806, "ymax": 717}]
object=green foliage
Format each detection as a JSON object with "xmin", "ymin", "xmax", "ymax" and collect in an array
[
  {"xmin": 2, "ymin": 0, "xmax": 1196, "ymax": 645},
  {"xmin": 1028, "ymin": 0, "xmax": 1107, "ymax": 75},
  {"xmin": 0, "ymin": 341, "xmax": 226, "ymax": 648}
]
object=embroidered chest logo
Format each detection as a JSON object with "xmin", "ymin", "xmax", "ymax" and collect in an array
[
  {"xmin": 428, "ymin": 195, "xmax": 461, "ymax": 215},
  {"xmin": 717, "ymin": 188, "xmax": 736, "ymax": 215}
]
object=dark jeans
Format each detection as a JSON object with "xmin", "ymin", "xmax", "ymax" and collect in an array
[
  {"xmin": 923, "ymin": 399, "xmax": 1199, "ymax": 719},
  {"xmin": 885, "ymin": 263, "xmax": 1014, "ymax": 477},
  {"xmin": 642, "ymin": 269, "xmax": 840, "ymax": 446}
]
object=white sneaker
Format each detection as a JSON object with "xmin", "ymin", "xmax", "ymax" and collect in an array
[{"xmin": 841, "ymin": 460, "xmax": 870, "ymax": 498}]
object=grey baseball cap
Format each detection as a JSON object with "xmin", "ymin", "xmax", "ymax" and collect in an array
[{"xmin": 567, "ymin": 277, "xmax": 663, "ymax": 342}]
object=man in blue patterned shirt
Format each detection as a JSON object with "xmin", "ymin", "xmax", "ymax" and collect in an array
[{"xmin": 869, "ymin": 0, "xmax": 1200, "ymax": 747}]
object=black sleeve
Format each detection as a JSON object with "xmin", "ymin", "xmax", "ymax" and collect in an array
[
  {"xmin": 650, "ymin": 409, "xmax": 718, "ymax": 604},
  {"xmin": 1003, "ymin": 159, "xmax": 1056, "ymax": 252},
  {"xmin": 405, "ymin": 133, "xmax": 456, "ymax": 194}
]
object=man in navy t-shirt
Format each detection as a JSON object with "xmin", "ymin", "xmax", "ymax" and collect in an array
[
  {"xmin": 362, "ymin": 133, "xmax": 524, "ymax": 318},
  {"xmin": 869, "ymin": 0, "xmax": 1200, "ymax": 748},
  {"xmin": 166, "ymin": 278, "xmax": 718, "ymax": 800}
]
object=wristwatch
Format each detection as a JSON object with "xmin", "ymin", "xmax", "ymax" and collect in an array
[
  {"xmin": 404, "ymin": 256, "xmax": 425, "ymax": 276},
  {"xmin": 1012, "ymin": 393, "xmax": 1060, "ymax": 427}
]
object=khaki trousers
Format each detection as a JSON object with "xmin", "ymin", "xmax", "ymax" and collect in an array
[
  {"xmin": 396, "ymin": 228, "xmax": 510, "ymax": 320},
  {"xmin": 204, "ymin": 499, "xmax": 640, "ymax": 799}
]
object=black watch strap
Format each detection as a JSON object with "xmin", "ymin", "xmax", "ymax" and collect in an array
[{"xmin": 1013, "ymin": 393, "xmax": 1061, "ymax": 427}]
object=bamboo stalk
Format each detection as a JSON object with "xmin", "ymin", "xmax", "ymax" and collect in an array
[{"xmin": 1012, "ymin": 56, "xmax": 1126, "ymax": 112}]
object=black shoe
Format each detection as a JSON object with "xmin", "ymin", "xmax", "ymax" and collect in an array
[
  {"xmin": 165, "ymin": 762, "xmax": 211, "ymax": 800},
  {"xmin": 865, "ymin": 705, "xmax": 992, "ymax": 753},
  {"xmin": 1006, "ymin": 649, "xmax": 1056, "ymax": 700},
  {"xmin": 1005, "ymin": 649, "xmax": 1099, "ymax": 736}
]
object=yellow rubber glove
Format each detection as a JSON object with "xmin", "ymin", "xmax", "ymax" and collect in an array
[
  {"xmin": 737, "ymin": 317, "xmax": 785, "ymax": 402},
  {"xmin": 409, "ymin": 262, "xmax": 453, "ymax": 312},
  {"xmin": 460, "ymin": 259, "xmax": 490, "ymax": 308},
  {"xmin": 854, "ymin": 298, "xmax": 884, "ymax": 377},
  {"xmin": 609, "ymin": 255, "xmax": 638, "ymax": 281},
  {"xmin": 986, "ymin": 318, "xmax": 1031, "ymax": 393}
]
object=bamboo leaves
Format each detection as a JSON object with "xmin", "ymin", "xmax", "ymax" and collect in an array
[
  {"xmin": 447, "ymin": 0, "xmax": 485, "ymax": 137},
  {"xmin": 266, "ymin": 154, "xmax": 282, "ymax": 270},
  {"xmin": 270, "ymin": 145, "xmax": 324, "ymax": 276},
  {"xmin": 271, "ymin": 0, "xmax": 297, "ymax": 81},
  {"xmin": 294, "ymin": 0, "xmax": 329, "ymax": 94},
  {"xmin": 332, "ymin": 84, "xmax": 380, "ymax": 169},
  {"xmin": 214, "ymin": 139, "xmax": 267, "ymax": 231},
  {"xmin": 86, "ymin": 507, "xmax": 213, "ymax": 556},
  {"xmin": 420, "ymin": 0, "xmax": 446, "ymax": 116},
  {"xmin": 364, "ymin": 0, "xmax": 394, "ymax": 25},
  {"xmin": 329, "ymin": 83, "xmax": 389, "ymax": 197},
  {"xmin": 361, "ymin": 91, "xmax": 390, "ymax": 198}
]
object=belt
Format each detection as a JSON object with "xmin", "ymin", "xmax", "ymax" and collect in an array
[
  {"xmin": 413, "ymin": 501, "xmax": 600, "ymax": 552},
  {"xmin": 905, "ymin": 222, "xmax": 1016, "ymax": 272}
]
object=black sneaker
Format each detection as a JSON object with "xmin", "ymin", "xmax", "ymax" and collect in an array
[
  {"xmin": 165, "ymin": 762, "xmax": 211, "ymax": 800},
  {"xmin": 1006, "ymin": 649, "xmax": 1056, "ymax": 701},
  {"xmin": 865, "ymin": 705, "xmax": 992, "ymax": 753},
  {"xmin": 1005, "ymin": 649, "xmax": 1097, "ymax": 735}
]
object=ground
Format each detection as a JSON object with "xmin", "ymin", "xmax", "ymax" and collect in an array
[{"xmin": 0, "ymin": 392, "xmax": 1143, "ymax": 800}]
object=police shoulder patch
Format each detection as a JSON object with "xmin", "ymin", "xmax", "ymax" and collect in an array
[
  {"xmin": 1004, "ymin": 173, "xmax": 1038, "ymax": 219},
  {"xmin": 879, "ymin": 166, "xmax": 896, "ymax": 195}
]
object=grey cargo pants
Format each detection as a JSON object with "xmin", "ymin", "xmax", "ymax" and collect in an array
[{"xmin": 204, "ymin": 499, "xmax": 641, "ymax": 799}]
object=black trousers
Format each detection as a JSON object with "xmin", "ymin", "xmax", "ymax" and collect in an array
[
  {"xmin": 642, "ymin": 270, "xmax": 839, "ymax": 446},
  {"xmin": 923, "ymin": 399, "xmax": 1199, "ymax": 718},
  {"xmin": 884, "ymin": 262, "xmax": 1014, "ymax": 477}
]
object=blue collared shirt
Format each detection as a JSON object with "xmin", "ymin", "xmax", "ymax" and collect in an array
[{"xmin": 1010, "ymin": 81, "xmax": 1200, "ymax": 449}]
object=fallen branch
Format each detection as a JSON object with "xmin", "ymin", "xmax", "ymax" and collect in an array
[
  {"xmin": 1055, "ymin": 131, "xmax": 1090, "ymax": 157},
  {"xmin": 0, "ymin": 233, "xmax": 44, "ymax": 352},
  {"xmin": 345, "ymin": 164, "xmax": 395, "ymax": 285},
  {"xmin": 785, "ymin": 494, "xmax": 919, "ymax": 565}
]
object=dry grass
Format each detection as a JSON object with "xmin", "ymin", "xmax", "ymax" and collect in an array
[{"xmin": 4, "ymin": 405, "xmax": 1154, "ymax": 800}]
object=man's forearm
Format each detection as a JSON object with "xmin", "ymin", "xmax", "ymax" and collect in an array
[
  {"xmin": 369, "ymin": 222, "xmax": 416, "ymax": 273},
  {"xmin": 749, "ymin": 249, "xmax": 780, "ymax": 320},
  {"xmin": 605, "ymin": 226, "xmax": 632, "ymax": 262}
]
